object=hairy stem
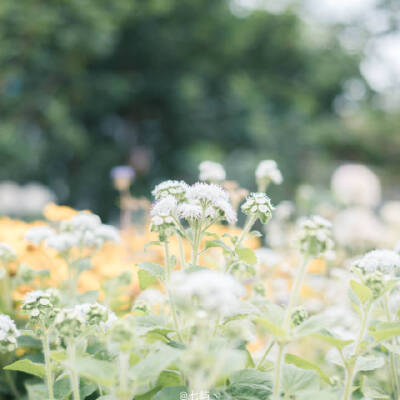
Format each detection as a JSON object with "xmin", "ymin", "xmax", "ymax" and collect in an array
[
  {"xmin": 42, "ymin": 331, "xmax": 54, "ymax": 400},
  {"xmin": 119, "ymin": 352, "xmax": 130, "ymax": 400},
  {"xmin": 4, "ymin": 369, "xmax": 20, "ymax": 398},
  {"xmin": 383, "ymin": 293, "xmax": 399, "ymax": 399},
  {"xmin": 236, "ymin": 215, "xmax": 257, "ymax": 250},
  {"xmin": 256, "ymin": 341, "xmax": 275, "ymax": 370},
  {"xmin": 67, "ymin": 342, "xmax": 80, "ymax": 400},
  {"xmin": 272, "ymin": 344, "xmax": 285, "ymax": 399},
  {"xmin": 178, "ymin": 235, "xmax": 186, "ymax": 270}
]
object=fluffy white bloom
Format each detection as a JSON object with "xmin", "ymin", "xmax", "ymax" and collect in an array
[
  {"xmin": 255, "ymin": 160, "xmax": 283, "ymax": 186},
  {"xmin": 331, "ymin": 164, "xmax": 381, "ymax": 208},
  {"xmin": 152, "ymin": 180, "xmax": 189, "ymax": 201},
  {"xmin": 255, "ymin": 248, "xmax": 282, "ymax": 268},
  {"xmin": 297, "ymin": 215, "xmax": 334, "ymax": 257},
  {"xmin": 46, "ymin": 233, "xmax": 78, "ymax": 252},
  {"xmin": 0, "ymin": 243, "xmax": 16, "ymax": 262},
  {"xmin": 63, "ymin": 212, "xmax": 102, "ymax": 232},
  {"xmin": 352, "ymin": 249, "xmax": 400, "ymax": 276},
  {"xmin": 274, "ymin": 201, "xmax": 294, "ymax": 220},
  {"xmin": 24, "ymin": 226, "xmax": 56, "ymax": 245},
  {"xmin": 20, "ymin": 183, "xmax": 56, "ymax": 216},
  {"xmin": 333, "ymin": 207, "xmax": 384, "ymax": 250},
  {"xmin": 381, "ymin": 201, "xmax": 400, "ymax": 227},
  {"xmin": 241, "ymin": 193, "xmax": 274, "ymax": 223},
  {"xmin": 135, "ymin": 289, "xmax": 165, "ymax": 306},
  {"xmin": 182, "ymin": 183, "xmax": 237, "ymax": 224},
  {"xmin": 0, "ymin": 314, "xmax": 20, "ymax": 352},
  {"xmin": 199, "ymin": 161, "xmax": 226, "ymax": 183},
  {"xmin": 150, "ymin": 195, "xmax": 177, "ymax": 229},
  {"xmin": 95, "ymin": 225, "xmax": 120, "ymax": 243},
  {"xmin": 171, "ymin": 270, "xmax": 245, "ymax": 316}
]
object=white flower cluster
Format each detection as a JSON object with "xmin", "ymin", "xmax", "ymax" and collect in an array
[
  {"xmin": 171, "ymin": 270, "xmax": 245, "ymax": 316},
  {"xmin": 54, "ymin": 303, "xmax": 115, "ymax": 338},
  {"xmin": 297, "ymin": 215, "xmax": 334, "ymax": 258},
  {"xmin": 199, "ymin": 161, "xmax": 226, "ymax": 183},
  {"xmin": 241, "ymin": 193, "xmax": 274, "ymax": 223},
  {"xmin": 150, "ymin": 181, "xmax": 237, "ymax": 233},
  {"xmin": 331, "ymin": 164, "xmax": 381, "ymax": 208},
  {"xmin": 22, "ymin": 290, "xmax": 60, "ymax": 327},
  {"xmin": 255, "ymin": 160, "xmax": 283, "ymax": 188},
  {"xmin": 0, "ymin": 314, "xmax": 20, "ymax": 353},
  {"xmin": 24, "ymin": 212, "xmax": 120, "ymax": 252},
  {"xmin": 0, "ymin": 242, "xmax": 16, "ymax": 263},
  {"xmin": 352, "ymin": 249, "xmax": 400, "ymax": 277},
  {"xmin": 152, "ymin": 180, "xmax": 189, "ymax": 201}
]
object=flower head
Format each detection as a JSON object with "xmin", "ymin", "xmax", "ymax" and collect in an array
[
  {"xmin": 152, "ymin": 180, "xmax": 188, "ymax": 201},
  {"xmin": 0, "ymin": 314, "xmax": 19, "ymax": 353},
  {"xmin": 297, "ymin": 215, "xmax": 334, "ymax": 258},
  {"xmin": 241, "ymin": 193, "xmax": 274, "ymax": 223},
  {"xmin": 46, "ymin": 233, "xmax": 78, "ymax": 253},
  {"xmin": 352, "ymin": 250, "xmax": 400, "ymax": 277},
  {"xmin": 255, "ymin": 160, "xmax": 283, "ymax": 188},
  {"xmin": 150, "ymin": 195, "xmax": 177, "ymax": 239},
  {"xmin": 25, "ymin": 226, "xmax": 56, "ymax": 246},
  {"xmin": 171, "ymin": 270, "xmax": 245, "ymax": 316},
  {"xmin": 199, "ymin": 161, "xmax": 226, "ymax": 183},
  {"xmin": 0, "ymin": 243, "xmax": 16, "ymax": 263},
  {"xmin": 22, "ymin": 289, "xmax": 60, "ymax": 330}
]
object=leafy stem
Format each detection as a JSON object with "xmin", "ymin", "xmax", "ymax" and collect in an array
[
  {"xmin": 42, "ymin": 330, "xmax": 54, "ymax": 400},
  {"xmin": 272, "ymin": 343, "xmax": 285, "ymax": 399},
  {"xmin": 255, "ymin": 340, "xmax": 274, "ymax": 370},
  {"xmin": 67, "ymin": 341, "xmax": 81, "ymax": 400}
]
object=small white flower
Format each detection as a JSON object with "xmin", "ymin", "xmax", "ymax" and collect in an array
[
  {"xmin": 63, "ymin": 212, "xmax": 102, "ymax": 232},
  {"xmin": 255, "ymin": 248, "xmax": 282, "ymax": 268},
  {"xmin": 95, "ymin": 225, "xmax": 120, "ymax": 244},
  {"xmin": 352, "ymin": 249, "xmax": 400, "ymax": 276},
  {"xmin": 152, "ymin": 180, "xmax": 189, "ymax": 201},
  {"xmin": 25, "ymin": 226, "xmax": 56, "ymax": 245},
  {"xmin": 0, "ymin": 243, "xmax": 16, "ymax": 263},
  {"xmin": 297, "ymin": 215, "xmax": 334, "ymax": 258},
  {"xmin": 135, "ymin": 289, "xmax": 165, "ymax": 306},
  {"xmin": 0, "ymin": 314, "xmax": 20, "ymax": 353},
  {"xmin": 241, "ymin": 193, "xmax": 274, "ymax": 223},
  {"xmin": 150, "ymin": 196, "xmax": 177, "ymax": 235},
  {"xmin": 46, "ymin": 233, "xmax": 78, "ymax": 252},
  {"xmin": 255, "ymin": 160, "xmax": 283, "ymax": 186},
  {"xmin": 199, "ymin": 161, "xmax": 226, "ymax": 183}
]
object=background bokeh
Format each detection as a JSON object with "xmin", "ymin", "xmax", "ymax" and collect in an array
[{"xmin": 1, "ymin": 0, "xmax": 399, "ymax": 220}]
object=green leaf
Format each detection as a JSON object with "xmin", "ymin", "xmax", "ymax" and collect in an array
[
  {"xmin": 312, "ymin": 330, "xmax": 354, "ymax": 350},
  {"xmin": 285, "ymin": 354, "xmax": 330, "ymax": 384},
  {"xmin": 129, "ymin": 346, "xmax": 180, "ymax": 383},
  {"xmin": 205, "ymin": 239, "xmax": 232, "ymax": 253},
  {"xmin": 157, "ymin": 369, "xmax": 183, "ymax": 387},
  {"xmin": 369, "ymin": 322, "xmax": 400, "ymax": 342},
  {"xmin": 356, "ymin": 356, "xmax": 384, "ymax": 372},
  {"xmin": 4, "ymin": 359, "xmax": 45, "ymax": 379},
  {"xmin": 25, "ymin": 382, "xmax": 48, "ymax": 400},
  {"xmin": 281, "ymin": 365, "xmax": 320, "ymax": 397},
  {"xmin": 361, "ymin": 376, "xmax": 390, "ymax": 399},
  {"xmin": 255, "ymin": 316, "xmax": 286, "ymax": 338},
  {"xmin": 350, "ymin": 280, "xmax": 372, "ymax": 304},
  {"xmin": 226, "ymin": 369, "xmax": 273, "ymax": 400},
  {"xmin": 294, "ymin": 314, "xmax": 329, "ymax": 338},
  {"xmin": 237, "ymin": 248, "xmax": 258, "ymax": 266},
  {"xmin": 138, "ymin": 269, "xmax": 158, "ymax": 289},
  {"xmin": 72, "ymin": 356, "xmax": 116, "ymax": 387},
  {"xmin": 153, "ymin": 386, "xmax": 187, "ymax": 400},
  {"xmin": 138, "ymin": 262, "xmax": 165, "ymax": 279}
]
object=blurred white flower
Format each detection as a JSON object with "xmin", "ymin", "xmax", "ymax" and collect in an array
[
  {"xmin": 380, "ymin": 201, "xmax": 400, "ymax": 227},
  {"xmin": 331, "ymin": 164, "xmax": 381, "ymax": 208},
  {"xmin": 352, "ymin": 249, "xmax": 400, "ymax": 276},
  {"xmin": 0, "ymin": 314, "xmax": 20, "ymax": 352},
  {"xmin": 255, "ymin": 248, "xmax": 282, "ymax": 268},
  {"xmin": 0, "ymin": 243, "xmax": 16, "ymax": 263},
  {"xmin": 20, "ymin": 183, "xmax": 56, "ymax": 216},
  {"xmin": 24, "ymin": 226, "xmax": 56, "ymax": 246},
  {"xmin": 199, "ymin": 161, "xmax": 226, "ymax": 183},
  {"xmin": 46, "ymin": 233, "xmax": 78, "ymax": 253},
  {"xmin": 255, "ymin": 160, "xmax": 283, "ymax": 189},
  {"xmin": 95, "ymin": 224, "xmax": 120, "ymax": 243},
  {"xmin": 171, "ymin": 270, "xmax": 245, "ymax": 316},
  {"xmin": 333, "ymin": 207, "xmax": 384, "ymax": 250},
  {"xmin": 135, "ymin": 289, "xmax": 165, "ymax": 306}
]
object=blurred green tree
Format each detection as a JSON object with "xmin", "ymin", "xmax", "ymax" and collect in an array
[{"xmin": 0, "ymin": 0, "xmax": 396, "ymax": 218}]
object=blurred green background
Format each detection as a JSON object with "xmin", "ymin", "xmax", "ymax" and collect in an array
[{"xmin": 1, "ymin": 0, "xmax": 399, "ymax": 219}]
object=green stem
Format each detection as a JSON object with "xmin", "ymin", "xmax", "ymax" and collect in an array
[
  {"xmin": 119, "ymin": 352, "xmax": 130, "ymax": 400},
  {"xmin": 282, "ymin": 256, "xmax": 310, "ymax": 331},
  {"xmin": 42, "ymin": 331, "xmax": 54, "ymax": 400},
  {"xmin": 272, "ymin": 344, "xmax": 285, "ymax": 399},
  {"xmin": 67, "ymin": 342, "xmax": 80, "ymax": 400},
  {"xmin": 383, "ymin": 294, "xmax": 399, "ymax": 399},
  {"xmin": 178, "ymin": 235, "xmax": 186, "ymax": 270},
  {"xmin": 191, "ymin": 221, "xmax": 201, "ymax": 266},
  {"xmin": 164, "ymin": 242, "xmax": 184, "ymax": 343},
  {"xmin": 256, "ymin": 341, "xmax": 275, "ymax": 370},
  {"xmin": 342, "ymin": 303, "xmax": 371, "ymax": 400},
  {"xmin": 1, "ymin": 266, "xmax": 12, "ymax": 313},
  {"xmin": 236, "ymin": 215, "xmax": 257, "ymax": 250},
  {"xmin": 4, "ymin": 368, "xmax": 20, "ymax": 398}
]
